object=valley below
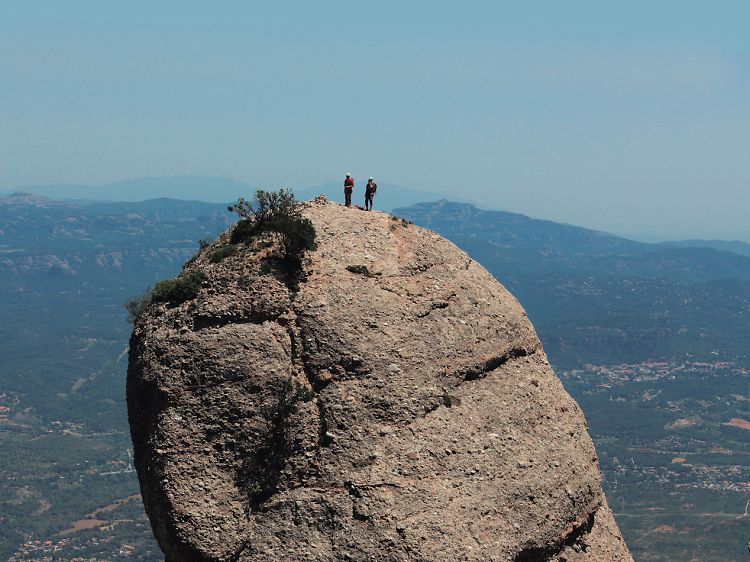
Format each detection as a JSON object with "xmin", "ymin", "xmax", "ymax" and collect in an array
[{"xmin": 2, "ymin": 192, "xmax": 750, "ymax": 561}]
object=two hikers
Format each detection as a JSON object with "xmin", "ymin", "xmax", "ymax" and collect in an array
[{"xmin": 343, "ymin": 174, "xmax": 377, "ymax": 211}]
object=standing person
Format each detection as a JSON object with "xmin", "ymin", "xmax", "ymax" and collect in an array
[
  {"xmin": 364, "ymin": 177, "xmax": 377, "ymax": 211},
  {"xmin": 344, "ymin": 173, "xmax": 354, "ymax": 207}
]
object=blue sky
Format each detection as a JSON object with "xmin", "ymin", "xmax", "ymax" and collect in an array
[{"xmin": 2, "ymin": 2, "xmax": 749, "ymax": 241}]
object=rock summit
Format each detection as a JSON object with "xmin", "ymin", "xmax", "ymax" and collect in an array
[{"xmin": 127, "ymin": 195, "xmax": 633, "ymax": 562}]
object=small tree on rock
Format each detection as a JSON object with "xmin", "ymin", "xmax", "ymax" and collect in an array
[{"xmin": 229, "ymin": 189, "xmax": 316, "ymax": 266}]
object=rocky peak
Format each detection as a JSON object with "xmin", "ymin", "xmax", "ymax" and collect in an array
[
  {"xmin": 127, "ymin": 195, "xmax": 633, "ymax": 562},
  {"xmin": 0, "ymin": 191, "xmax": 69, "ymax": 206}
]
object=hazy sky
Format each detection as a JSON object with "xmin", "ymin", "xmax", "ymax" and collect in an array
[{"xmin": 2, "ymin": 2, "xmax": 749, "ymax": 241}]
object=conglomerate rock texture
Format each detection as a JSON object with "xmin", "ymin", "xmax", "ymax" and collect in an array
[{"xmin": 127, "ymin": 195, "xmax": 633, "ymax": 562}]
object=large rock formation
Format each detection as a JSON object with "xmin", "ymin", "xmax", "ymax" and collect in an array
[{"xmin": 127, "ymin": 196, "xmax": 633, "ymax": 562}]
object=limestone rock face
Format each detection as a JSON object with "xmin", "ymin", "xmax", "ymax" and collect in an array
[{"xmin": 127, "ymin": 196, "xmax": 633, "ymax": 562}]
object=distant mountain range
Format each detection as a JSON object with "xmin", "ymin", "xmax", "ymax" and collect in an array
[
  {"xmin": 0, "ymin": 176, "xmax": 253, "ymax": 204},
  {"xmin": 394, "ymin": 199, "xmax": 750, "ymax": 276},
  {"xmin": 8, "ymin": 175, "xmax": 750, "ymax": 249},
  {"xmin": 1, "ymin": 174, "xmax": 488, "ymax": 212},
  {"xmin": 657, "ymin": 239, "xmax": 750, "ymax": 259},
  {"xmin": 2, "ymin": 191, "xmax": 750, "ymax": 421}
]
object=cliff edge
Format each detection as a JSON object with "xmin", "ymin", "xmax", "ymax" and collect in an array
[{"xmin": 127, "ymin": 195, "xmax": 633, "ymax": 562}]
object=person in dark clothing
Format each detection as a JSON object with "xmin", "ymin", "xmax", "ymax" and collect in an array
[
  {"xmin": 364, "ymin": 177, "xmax": 377, "ymax": 211},
  {"xmin": 344, "ymin": 173, "xmax": 354, "ymax": 207}
]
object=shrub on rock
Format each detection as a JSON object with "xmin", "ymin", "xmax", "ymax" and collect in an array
[{"xmin": 152, "ymin": 270, "xmax": 207, "ymax": 303}]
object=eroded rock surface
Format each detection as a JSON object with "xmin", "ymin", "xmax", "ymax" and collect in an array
[{"xmin": 127, "ymin": 196, "xmax": 633, "ymax": 562}]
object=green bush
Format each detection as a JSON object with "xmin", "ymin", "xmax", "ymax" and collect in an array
[
  {"xmin": 229, "ymin": 189, "xmax": 316, "ymax": 260},
  {"xmin": 124, "ymin": 287, "xmax": 151, "ymax": 323},
  {"xmin": 209, "ymin": 244, "xmax": 238, "ymax": 263},
  {"xmin": 260, "ymin": 380, "xmax": 315, "ymax": 429},
  {"xmin": 152, "ymin": 270, "xmax": 207, "ymax": 303}
]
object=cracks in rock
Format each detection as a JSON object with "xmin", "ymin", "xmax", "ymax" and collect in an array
[
  {"xmin": 345, "ymin": 481, "xmax": 406, "ymax": 494},
  {"xmin": 444, "ymin": 346, "xmax": 535, "ymax": 382},
  {"xmin": 192, "ymin": 310, "xmax": 286, "ymax": 331},
  {"xmin": 300, "ymin": 348, "xmax": 369, "ymax": 393},
  {"xmin": 416, "ymin": 299, "xmax": 450, "ymax": 318},
  {"xmin": 316, "ymin": 398, "xmax": 332, "ymax": 449},
  {"xmin": 513, "ymin": 502, "xmax": 599, "ymax": 562},
  {"xmin": 285, "ymin": 325, "xmax": 332, "ymax": 461},
  {"xmin": 414, "ymin": 291, "xmax": 457, "ymax": 318},
  {"xmin": 235, "ymin": 313, "xmax": 323, "ymax": 511},
  {"xmin": 403, "ymin": 262, "xmax": 439, "ymax": 275},
  {"xmin": 287, "ymin": 320, "xmax": 304, "ymax": 366}
]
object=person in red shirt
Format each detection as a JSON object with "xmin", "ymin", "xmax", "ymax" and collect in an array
[
  {"xmin": 365, "ymin": 177, "xmax": 377, "ymax": 210},
  {"xmin": 344, "ymin": 173, "xmax": 354, "ymax": 206}
]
